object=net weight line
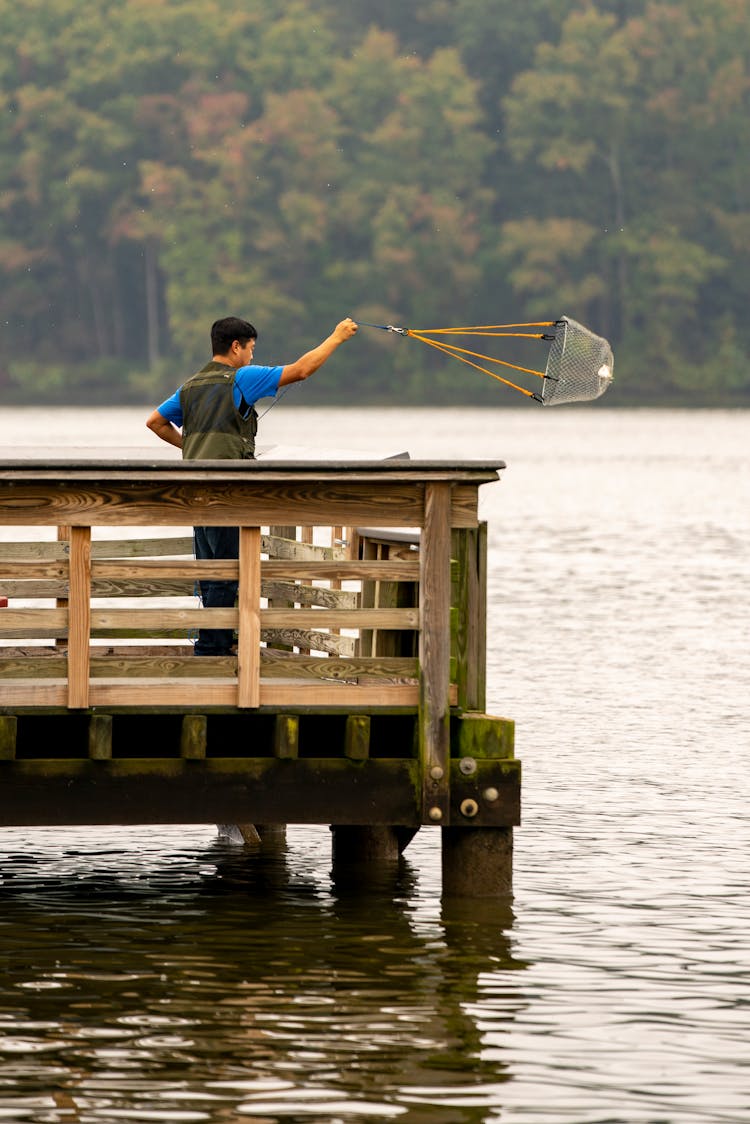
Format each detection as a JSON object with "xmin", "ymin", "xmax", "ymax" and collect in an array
[{"xmin": 359, "ymin": 317, "xmax": 614, "ymax": 405}]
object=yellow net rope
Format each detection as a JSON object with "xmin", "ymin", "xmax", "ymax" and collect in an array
[{"xmin": 361, "ymin": 318, "xmax": 613, "ymax": 405}]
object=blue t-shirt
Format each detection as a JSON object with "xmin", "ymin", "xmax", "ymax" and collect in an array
[{"xmin": 157, "ymin": 364, "xmax": 284, "ymax": 426}]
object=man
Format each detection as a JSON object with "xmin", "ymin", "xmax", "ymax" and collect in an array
[{"xmin": 146, "ymin": 314, "xmax": 358, "ymax": 655}]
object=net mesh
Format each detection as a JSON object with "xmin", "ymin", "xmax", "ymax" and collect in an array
[{"xmin": 542, "ymin": 317, "xmax": 614, "ymax": 405}]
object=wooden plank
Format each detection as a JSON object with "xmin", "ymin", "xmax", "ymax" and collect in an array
[
  {"xmin": 262, "ymin": 559, "xmax": 419, "ymax": 581},
  {"xmin": 0, "ymin": 561, "xmax": 70, "ymax": 578},
  {"xmin": 0, "ymin": 680, "xmax": 429, "ymax": 708},
  {"xmin": 0, "ymin": 481, "xmax": 428, "ymax": 527},
  {"xmin": 0, "ymin": 652, "xmax": 419, "ymax": 681},
  {"xmin": 237, "ymin": 526, "xmax": 261, "ymax": 708},
  {"xmin": 419, "ymin": 483, "xmax": 452, "ymax": 824},
  {"xmin": 0, "ymin": 572, "xmax": 357, "ymax": 606},
  {"xmin": 0, "ymin": 461, "xmax": 502, "ymax": 481},
  {"xmin": 84, "ymin": 558, "xmax": 419, "ymax": 581},
  {"xmin": 0, "ymin": 580, "xmax": 71, "ymax": 598},
  {"xmin": 262, "ymin": 535, "xmax": 348, "ymax": 562},
  {"xmin": 1, "ymin": 578, "xmax": 198, "ymax": 598},
  {"xmin": 1, "ymin": 607, "xmax": 417, "ymax": 634},
  {"xmin": 0, "ymin": 626, "xmax": 356, "ymax": 654},
  {"xmin": 0, "ymin": 479, "xmax": 486, "ymax": 530},
  {"xmin": 91, "ymin": 536, "xmax": 193, "ymax": 558},
  {"xmin": 92, "ymin": 558, "xmax": 232, "ymax": 578},
  {"xmin": 0, "ymin": 536, "xmax": 193, "ymax": 563},
  {"xmin": 89, "ymin": 608, "xmax": 235, "ymax": 630},
  {"xmin": 67, "ymin": 527, "xmax": 91, "ymax": 709},
  {"xmin": 261, "ymin": 581, "xmax": 358, "ymax": 610},
  {"xmin": 261, "ymin": 608, "xmax": 418, "ymax": 629},
  {"xmin": 0, "ymin": 758, "xmax": 421, "ymax": 828},
  {"xmin": 0, "ymin": 542, "xmax": 69, "ymax": 562},
  {"xmin": 259, "ymin": 651, "xmax": 418, "ymax": 681},
  {"xmin": 0, "ymin": 608, "xmax": 69, "ymax": 638},
  {"xmin": 0, "ymin": 607, "xmax": 416, "ymax": 639},
  {"xmin": 260, "ymin": 629, "xmax": 355, "ymax": 656}
]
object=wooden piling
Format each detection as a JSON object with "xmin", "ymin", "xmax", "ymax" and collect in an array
[{"xmin": 441, "ymin": 826, "xmax": 514, "ymax": 898}]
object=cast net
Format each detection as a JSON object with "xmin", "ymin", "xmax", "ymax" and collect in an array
[
  {"xmin": 360, "ymin": 316, "xmax": 614, "ymax": 405},
  {"xmin": 542, "ymin": 316, "xmax": 614, "ymax": 405}
]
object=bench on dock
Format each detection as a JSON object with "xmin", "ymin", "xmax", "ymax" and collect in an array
[{"xmin": 0, "ymin": 459, "xmax": 519, "ymax": 896}]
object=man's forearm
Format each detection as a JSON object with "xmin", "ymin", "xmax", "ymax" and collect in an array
[{"xmin": 146, "ymin": 411, "xmax": 183, "ymax": 448}]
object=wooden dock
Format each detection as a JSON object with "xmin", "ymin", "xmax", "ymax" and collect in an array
[{"xmin": 0, "ymin": 458, "xmax": 519, "ymax": 896}]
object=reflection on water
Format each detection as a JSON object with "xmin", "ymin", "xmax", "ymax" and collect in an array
[
  {"xmin": 1, "ymin": 407, "xmax": 749, "ymax": 1122},
  {"xmin": 0, "ymin": 826, "xmax": 523, "ymax": 1122}
]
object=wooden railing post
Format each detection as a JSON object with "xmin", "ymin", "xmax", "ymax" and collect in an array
[
  {"xmin": 452, "ymin": 521, "xmax": 488, "ymax": 712},
  {"xmin": 67, "ymin": 526, "xmax": 91, "ymax": 709},
  {"xmin": 237, "ymin": 526, "xmax": 261, "ymax": 708},
  {"xmin": 419, "ymin": 483, "xmax": 452, "ymax": 824}
]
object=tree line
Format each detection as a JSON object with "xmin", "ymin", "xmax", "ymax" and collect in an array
[{"xmin": 1, "ymin": 0, "xmax": 749, "ymax": 406}]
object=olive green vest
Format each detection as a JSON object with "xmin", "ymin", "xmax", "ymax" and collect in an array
[{"xmin": 180, "ymin": 362, "xmax": 257, "ymax": 460}]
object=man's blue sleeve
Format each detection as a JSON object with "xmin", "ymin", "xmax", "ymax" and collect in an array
[
  {"xmin": 234, "ymin": 364, "xmax": 284, "ymax": 409},
  {"xmin": 156, "ymin": 390, "xmax": 182, "ymax": 425}
]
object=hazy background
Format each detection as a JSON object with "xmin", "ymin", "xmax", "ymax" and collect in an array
[{"xmin": 1, "ymin": 0, "xmax": 749, "ymax": 408}]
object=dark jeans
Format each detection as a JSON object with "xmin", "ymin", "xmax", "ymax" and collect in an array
[{"xmin": 193, "ymin": 525, "xmax": 239, "ymax": 655}]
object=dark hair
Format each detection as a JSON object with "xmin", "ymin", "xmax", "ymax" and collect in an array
[{"xmin": 211, "ymin": 316, "xmax": 258, "ymax": 355}]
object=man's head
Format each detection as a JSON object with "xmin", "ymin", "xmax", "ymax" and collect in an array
[{"xmin": 211, "ymin": 317, "xmax": 258, "ymax": 357}]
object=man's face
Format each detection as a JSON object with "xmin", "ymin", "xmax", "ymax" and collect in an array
[{"xmin": 236, "ymin": 338, "xmax": 256, "ymax": 366}]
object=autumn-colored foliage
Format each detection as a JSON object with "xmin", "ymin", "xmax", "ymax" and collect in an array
[{"xmin": 1, "ymin": 0, "xmax": 748, "ymax": 404}]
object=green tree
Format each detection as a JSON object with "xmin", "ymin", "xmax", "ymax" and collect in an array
[
  {"xmin": 500, "ymin": 1, "xmax": 749, "ymax": 395},
  {"xmin": 137, "ymin": 23, "xmax": 494, "ymax": 401}
]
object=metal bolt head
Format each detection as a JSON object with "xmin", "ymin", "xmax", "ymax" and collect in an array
[
  {"xmin": 430, "ymin": 765, "xmax": 444, "ymax": 781},
  {"xmin": 483, "ymin": 786, "xmax": 499, "ymax": 803},
  {"xmin": 459, "ymin": 756, "xmax": 477, "ymax": 775},
  {"xmin": 460, "ymin": 798, "xmax": 479, "ymax": 818},
  {"xmin": 428, "ymin": 806, "xmax": 443, "ymax": 822}
]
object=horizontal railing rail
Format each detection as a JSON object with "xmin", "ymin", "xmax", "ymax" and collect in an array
[{"xmin": 0, "ymin": 531, "xmax": 422, "ymax": 707}]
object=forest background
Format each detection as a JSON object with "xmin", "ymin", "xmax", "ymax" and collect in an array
[{"xmin": 1, "ymin": 0, "xmax": 748, "ymax": 408}]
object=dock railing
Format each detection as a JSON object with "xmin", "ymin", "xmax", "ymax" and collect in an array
[{"xmin": 0, "ymin": 460, "xmax": 506, "ymax": 824}]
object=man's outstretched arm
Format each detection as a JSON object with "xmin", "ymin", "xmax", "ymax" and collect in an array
[{"xmin": 278, "ymin": 318, "xmax": 358, "ymax": 386}]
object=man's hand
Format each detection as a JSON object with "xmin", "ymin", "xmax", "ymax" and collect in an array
[
  {"xmin": 333, "ymin": 317, "xmax": 358, "ymax": 342},
  {"xmin": 146, "ymin": 409, "xmax": 183, "ymax": 449}
]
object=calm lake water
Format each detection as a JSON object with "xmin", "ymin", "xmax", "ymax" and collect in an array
[{"xmin": 0, "ymin": 405, "xmax": 748, "ymax": 1123}]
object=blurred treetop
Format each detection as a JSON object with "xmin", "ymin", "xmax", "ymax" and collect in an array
[{"xmin": 1, "ymin": 0, "xmax": 748, "ymax": 406}]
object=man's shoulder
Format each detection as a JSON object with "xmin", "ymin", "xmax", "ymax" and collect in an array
[{"xmin": 236, "ymin": 363, "xmax": 283, "ymax": 385}]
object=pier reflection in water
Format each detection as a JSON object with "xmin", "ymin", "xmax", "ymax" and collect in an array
[{"xmin": 0, "ymin": 824, "xmax": 524, "ymax": 1121}]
